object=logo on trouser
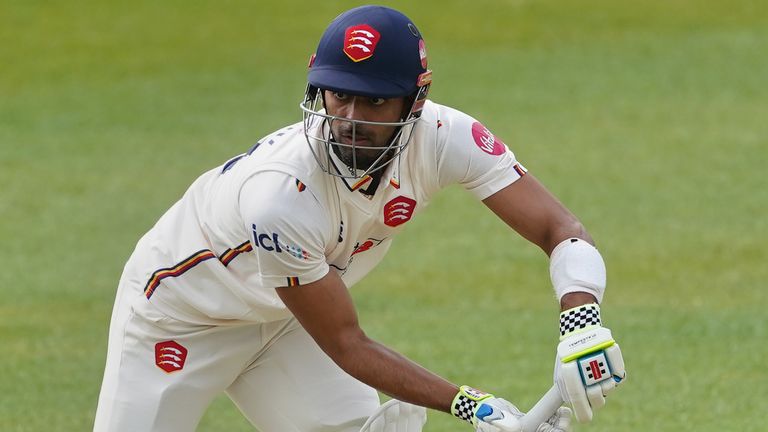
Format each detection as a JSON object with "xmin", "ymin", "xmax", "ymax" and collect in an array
[{"xmin": 155, "ymin": 340, "xmax": 188, "ymax": 373}]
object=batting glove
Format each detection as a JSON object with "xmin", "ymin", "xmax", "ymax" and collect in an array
[
  {"xmin": 359, "ymin": 399, "xmax": 427, "ymax": 432},
  {"xmin": 554, "ymin": 303, "xmax": 626, "ymax": 423},
  {"xmin": 452, "ymin": 386, "xmax": 572, "ymax": 432}
]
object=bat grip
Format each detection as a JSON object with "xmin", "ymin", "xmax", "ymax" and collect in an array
[{"xmin": 519, "ymin": 385, "xmax": 563, "ymax": 432}]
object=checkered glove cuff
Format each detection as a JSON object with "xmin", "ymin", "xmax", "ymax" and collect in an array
[
  {"xmin": 560, "ymin": 303, "xmax": 601, "ymax": 338},
  {"xmin": 451, "ymin": 385, "xmax": 491, "ymax": 425}
]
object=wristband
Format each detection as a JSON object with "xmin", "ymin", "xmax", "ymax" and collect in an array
[
  {"xmin": 559, "ymin": 303, "xmax": 601, "ymax": 339},
  {"xmin": 451, "ymin": 385, "xmax": 492, "ymax": 425}
]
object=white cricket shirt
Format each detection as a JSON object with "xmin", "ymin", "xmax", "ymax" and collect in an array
[{"xmin": 127, "ymin": 100, "xmax": 527, "ymax": 324}]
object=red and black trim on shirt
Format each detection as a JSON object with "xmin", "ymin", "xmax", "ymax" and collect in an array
[
  {"xmin": 143, "ymin": 250, "xmax": 217, "ymax": 299},
  {"xmin": 219, "ymin": 241, "xmax": 253, "ymax": 267},
  {"xmin": 144, "ymin": 239, "xmax": 282, "ymax": 299}
]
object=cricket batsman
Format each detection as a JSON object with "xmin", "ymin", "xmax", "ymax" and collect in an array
[{"xmin": 94, "ymin": 5, "xmax": 626, "ymax": 431}]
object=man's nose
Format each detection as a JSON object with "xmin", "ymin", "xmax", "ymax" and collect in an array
[{"xmin": 341, "ymin": 97, "xmax": 363, "ymax": 121}]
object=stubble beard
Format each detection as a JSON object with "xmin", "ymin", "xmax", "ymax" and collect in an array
[{"xmin": 330, "ymin": 122, "xmax": 398, "ymax": 173}]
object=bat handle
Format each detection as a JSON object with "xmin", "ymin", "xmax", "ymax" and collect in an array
[{"xmin": 519, "ymin": 385, "xmax": 563, "ymax": 432}]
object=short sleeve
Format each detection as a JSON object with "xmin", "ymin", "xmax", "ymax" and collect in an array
[
  {"xmin": 239, "ymin": 171, "xmax": 330, "ymax": 288},
  {"xmin": 435, "ymin": 106, "xmax": 527, "ymax": 200}
]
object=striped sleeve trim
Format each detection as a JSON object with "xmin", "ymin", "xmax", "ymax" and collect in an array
[
  {"xmin": 219, "ymin": 241, "xmax": 253, "ymax": 267},
  {"xmin": 143, "ymin": 238, "xmax": 310, "ymax": 298},
  {"xmin": 144, "ymin": 250, "xmax": 217, "ymax": 299}
]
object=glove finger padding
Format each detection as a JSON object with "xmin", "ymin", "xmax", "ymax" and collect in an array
[
  {"xmin": 599, "ymin": 376, "xmax": 617, "ymax": 396},
  {"xmin": 359, "ymin": 399, "xmax": 427, "ymax": 432},
  {"xmin": 536, "ymin": 407, "xmax": 572, "ymax": 432},
  {"xmin": 585, "ymin": 384, "xmax": 605, "ymax": 411},
  {"xmin": 494, "ymin": 398, "xmax": 524, "ymax": 417},
  {"xmin": 557, "ymin": 361, "xmax": 592, "ymax": 423},
  {"xmin": 605, "ymin": 344, "xmax": 627, "ymax": 385}
]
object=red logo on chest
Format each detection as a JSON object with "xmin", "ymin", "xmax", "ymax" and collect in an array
[
  {"xmin": 383, "ymin": 196, "xmax": 417, "ymax": 227},
  {"xmin": 155, "ymin": 340, "xmax": 188, "ymax": 373},
  {"xmin": 352, "ymin": 240, "xmax": 375, "ymax": 256},
  {"xmin": 343, "ymin": 25, "xmax": 381, "ymax": 62}
]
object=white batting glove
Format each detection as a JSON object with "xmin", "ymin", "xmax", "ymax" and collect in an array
[
  {"xmin": 451, "ymin": 386, "xmax": 571, "ymax": 432},
  {"xmin": 554, "ymin": 303, "xmax": 626, "ymax": 423},
  {"xmin": 359, "ymin": 398, "xmax": 427, "ymax": 432}
]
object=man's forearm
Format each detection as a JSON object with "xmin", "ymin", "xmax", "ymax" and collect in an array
[{"xmin": 332, "ymin": 333, "xmax": 458, "ymax": 413}]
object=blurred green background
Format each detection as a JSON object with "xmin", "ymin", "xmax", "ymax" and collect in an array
[{"xmin": 1, "ymin": 0, "xmax": 766, "ymax": 430}]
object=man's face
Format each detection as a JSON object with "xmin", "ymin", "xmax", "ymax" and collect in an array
[{"xmin": 323, "ymin": 90, "xmax": 407, "ymax": 171}]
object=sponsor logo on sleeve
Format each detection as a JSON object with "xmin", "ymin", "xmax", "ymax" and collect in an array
[
  {"xmin": 155, "ymin": 340, "xmax": 188, "ymax": 373},
  {"xmin": 383, "ymin": 196, "xmax": 417, "ymax": 227},
  {"xmin": 285, "ymin": 244, "xmax": 311, "ymax": 260},
  {"xmin": 251, "ymin": 224, "xmax": 311, "ymax": 260},
  {"xmin": 344, "ymin": 25, "xmax": 381, "ymax": 62},
  {"xmin": 251, "ymin": 225, "xmax": 282, "ymax": 252},
  {"xmin": 471, "ymin": 122, "xmax": 506, "ymax": 155}
]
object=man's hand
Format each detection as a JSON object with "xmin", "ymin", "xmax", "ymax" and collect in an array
[
  {"xmin": 554, "ymin": 303, "xmax": 626, "ymax": 422},
  {"xmin": 451, "ymin": 386, "xmax": 571, "ymax": 432}
]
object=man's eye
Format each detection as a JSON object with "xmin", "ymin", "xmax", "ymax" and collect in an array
[
  {"xmin": 370, "ymin": 97, "xmax": 386, "ymax": 106},
  {"xmin": 333, "ymin": 92, "xmax": 348, "ymax": 100}
]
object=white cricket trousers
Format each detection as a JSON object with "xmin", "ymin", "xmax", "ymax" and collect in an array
[{"xmin": 93, "ymin": 271, "xmax": 379, "ymax": 431}]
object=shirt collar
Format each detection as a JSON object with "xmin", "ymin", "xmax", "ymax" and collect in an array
[{"xmin": 328, "ymin": 147, "xmax": 376, "ymax": 192}]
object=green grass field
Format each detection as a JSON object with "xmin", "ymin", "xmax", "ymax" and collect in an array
[{"xmin": 1, "ymin": 0, "xmax": 766, "ymax": 430}]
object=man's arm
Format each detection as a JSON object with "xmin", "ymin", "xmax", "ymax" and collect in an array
[
  {"xmin": 276, "ymin": 271, "xmax": 575, "ymax": 431},
  {"xmin": 481, "ymin": 173, "xmax": 597, "ymax": 310},
  {"xmin": 483, "ymin": 172, "xmax": 626, "ymax": 423},
  {"xmin": 275, "ymin": 270, "xmax": 458, "ymax": 413}
]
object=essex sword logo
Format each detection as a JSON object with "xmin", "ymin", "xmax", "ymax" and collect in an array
[
  {"xmin": 343, "ymin": 24, "xmax": 381, "ymax": 62},
  {"xmin": 383, "ymin": 196, "xmax": 417, "ymax": 227},
  {"xmin": 155, "ymin": 340, "xmax": 188, "ymax": 373}
]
